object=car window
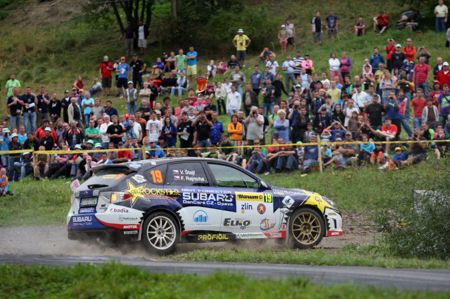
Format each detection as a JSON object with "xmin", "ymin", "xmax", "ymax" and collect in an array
[
  {"xmin": 142, "ymin": 165, "xmax": 166, "ymax": 185},
  {"xmin": 166, "ymin": 162, "xmax": 209, "ymax": 186},
  {"xmin": 208, "ymin": 163, "xmax": 259, "ymax": 189}
]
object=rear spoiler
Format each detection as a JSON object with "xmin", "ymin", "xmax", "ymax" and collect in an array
[{"xmin": 92, "ymin": 163, "xmax": 140, "ymax": 175}]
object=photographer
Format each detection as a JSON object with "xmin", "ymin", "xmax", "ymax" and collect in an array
[{"xmin": 192, "ymin": 111, "xmax": 212, "ymax": 148}]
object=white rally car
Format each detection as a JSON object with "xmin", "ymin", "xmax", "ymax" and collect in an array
[{"xmin": 67, "ymin": 158, "xmax": 343, "ymax": 255}]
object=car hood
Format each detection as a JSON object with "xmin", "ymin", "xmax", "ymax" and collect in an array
[{"xmin": 272, "ymin": 186, "xmax": 312, "ymax": 204}]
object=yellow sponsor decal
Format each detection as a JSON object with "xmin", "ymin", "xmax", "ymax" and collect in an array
[
  {"xmin": 236, "ymin": 192, "xmax": 264, "ymax": 202},
  {"xmin": 197, "ymin": 233, "xmax": 229, "ymax": 241},
  {"xmin": 127, "ymin": 181, "xmax": 179, "ymax": 205},
  {"xmin": 304, "ymin": 193, "xmax": 331, "ymax": 213}
]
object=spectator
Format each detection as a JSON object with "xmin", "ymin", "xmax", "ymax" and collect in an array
[
  {"xmin": 107, "ymin": 115, "xmax": 124, "ymax": 146},
  {"xmin": 99, "ymin": 55, "xmax": 114, "ymax": 96},
  {"xmin": 7, "ymin": 87, "xmax": 23, "ymax": 130},
  {"xmin": 130, "ymin": 54, "xmax": 146, "ymax": 89},
  {"xmin": 282, "ymin": 55, "xmax": 295, "ymax": 91},
  {"xmin": 434, "ymin": 0, "xmax": 448, "ymax": 33},
  {"xmin": 226, "ymin": 84, "xmax": 242, "ymax": 116},
  {"xmin": 339, "ymin": 52, "xmax": 352, "ymax": 80},
  {"xmin": 175, "ymin": 49, "xmax": 187, "ymax": 74},
  {"xmin": 193, "ymin": 111, "xmax": 212, "ymax": 147},
  {"xmin": 186, "ymin": 46, "xmax": 198, "ymax": 83},
  {"xmin": 73, "ymin": 75, "xmax": 84, "ymax": 93},
  {"xmin": 278, "ymin": 24, "xmax": 288, "ymax": 55},
  {"xmin": 273, "ymin": 110, "xmax": 289, "ymax": 143},
  {"xmin": 233, "ymin": 28, "xmax": 251, "ymax": 65},
  {"xmin": 137, "ymin": 21, "xmax": 149, "ymax": 54},
  {"xmin": 391, "ymin": 44, "xmax": 406, "ymax": 73},
  {"xmin": 436, "ymin": 61, "xmax": 450, "ymax": 87},
  {"xmin": 104, "ymin": 100, "xmax": 118, "ymax": 117},
  {"xmin": 354, "ymin": 17, "xmax": 366, "ymax": 36},
  {"xmin": 49, "ymin": 94, "xmax": 61, "ymax": 123},
  {"xmin": 422, "ymin": 99, "xmax": 440, "ymax": 128},
  {"xmin": 413, "ymin": 56, "xmax": 430, "ymax": 97},
  {"xmin": 326, "ymin": 11, "xmax": 338, "ymax": 38},
  {"xmin": 20, "ymin": 87, "xmax": 37, "ymax": 134},
  {"xmin": 0, "ymin": 168, "xmax": 11, "ymax": 196},
  {"xmin": 36, "ymin": 86, "xmax": 50, "ymax": 124},
  {"xmin": 311, "ymin": 11, "xmax": 322, "ymax": 44},
  {"xmin": 328, "ymin": 52, "xmax": 341, "ymax": 81},
  {"xmin": 124, "ymin": 81, "xmax": 138, "ymax": 115},
  {"xmin": 209, "ymin": 112, "xmax": 224, "ymax": 146},
  {"xmin": 373, "ymin": 11, "xmax": 389, "ymax": 34},
  {"xmin": 402, "ymin": 38, "xmax": 416, "ymax": 63},
  {"xmin": 81, "ymin": 92, "xmax": 94, "ymax": 127},
  {"xmin": 242, "ymin": 84, "xmax": 258, "ymax": 116},
  {"xmin": 89, "ymin": 78, "xmax": 103, "ymax": 96},
  {"xmin": 412, "ymin": 88, "xmax": 427, "ymax": 129},
  {"xmin": 228, "ymin": 114, "xmax": 244, "ymax": 147},
  {"xmin": 245, "ymin": 106, "xmax": 264, "ymax": 146},
  {"xmin": 116, "ymin": 56, "xmax": 129, "ymax": 96},
  {"xmin": 369, "ymin": 47, "xmax": 385, "ymax": 73},
  {"xmin": 4, "ymin": 74, "xmax": 21, "ymax": 101}
]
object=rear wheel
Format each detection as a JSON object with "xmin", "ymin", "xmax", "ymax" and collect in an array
[
  {"xmin": 142, "ymin": 212, "xmax": 178, "ymax": 255},
  {"xmin": 289, "ymin": 208, "xmax": 324, "ymax": 249}
]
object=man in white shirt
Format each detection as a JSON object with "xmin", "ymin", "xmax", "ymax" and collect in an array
[
  {"xmin": 226, "ymin": 84, "xmax": 242, "ymax": 116},
  {"xmin": 352, "ymin": 84, "xmax": 371, "ymax": 112},
  {"xmin": 265, "ymin": 54, "xmax": 279, "ymax": 76},
  {"xmin": 138, "ymin": 22, "xmax": 148, "ymax": 54},
  {"xmin": 282, "ymin": 55, "xmax": 296, "ymax": 91},
  {"xmin": 435, "ymin": 0, "xmax": 448, "ymax": 32},
  {"xmin": 146, "ymin": 111, "xmax": 162, "ymax": 142},
  {"xmin": 99, "ymin": 114, "xmax": 112, "ymax": 149}
]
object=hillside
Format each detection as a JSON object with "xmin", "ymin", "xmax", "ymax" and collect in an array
[{"xmin": 0, "ymin": 0, "xmax": 448, "ymax": 116}]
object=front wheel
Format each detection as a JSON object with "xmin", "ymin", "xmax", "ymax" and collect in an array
[
  {"xmin": 289, "ymin": 208, "xmax": 325, "ymax": 249},
  {"xmin": 142, "ymin": 212, "xmax": 178, "ymax": 255}
]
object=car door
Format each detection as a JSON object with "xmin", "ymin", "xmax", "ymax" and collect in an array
[
  {"xmin": 165, "ymin": 161, "xmax": 223, "ymax": 232},
  {"xmin": 206, "ymin": 162, "xmax": 276, "ymax": 235}
]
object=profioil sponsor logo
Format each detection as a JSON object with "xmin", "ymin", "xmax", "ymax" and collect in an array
[{"xmin": 181, "ymin": 189, "xmax": 236, "ymax": 212}]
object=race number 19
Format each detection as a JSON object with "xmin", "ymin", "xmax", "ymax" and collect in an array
[{"xmin": 150, "ymin": 170, "xmax": 164, "ymax": 184}]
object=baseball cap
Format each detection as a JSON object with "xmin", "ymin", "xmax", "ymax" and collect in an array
[
  {"xmin": 44, "ymin": 127, "xmax": 51, "ymax": 132},
  {"xmin": 443, "ymin": 62, "xmax": 449, "ymax": 66},
  {"xmin": 10, "ymin": 133, "xmax": 18, "ymax": 138},
  {"xmin": 128, "ymin": 81, "xmax": 133, "ymax": 85},
  {"xmin": 74, "ymin": 144, "xmax": 82, "ymax": 149},
  {"xmin": 294, "ymin": 84, "xmax": 302, "ymax": 88},
  {"xmin": 281, "ymin": 24, "xmax": 286, "ymax": 28},
  {"xmin": 395, "ymin": 44, "xmax": 401, "ymax": 48},
  {"xmin": 94, "ymin": 143, "xmax": 102, "ymax": 148},
  {"xmin": 237, "ymin": 28, "xmax": 244, "ymax": 33},
  {"xmin": 395, "ymin": 147, "xmax": 402, "ymax": 151},
  {"xmin": 86, "ymin": 139, "xmax": 94, "ymax": 145},
  {"xmin": 103, "ymin": 55, "xmax": 109, "ymax": 61},
  {"xmin": 2, "ymin": 128, "xmax": 10, "ymax": 134},
  {"xmin": 64, "ymin": 90, "xmax": 69, "ymax": 93}
]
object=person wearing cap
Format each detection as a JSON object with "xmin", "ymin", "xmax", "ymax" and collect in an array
[
  {"xmin": 116, "ymin": 56, "xmax": 130, "ymax": 96},
  {"xmin": 124, "ymin": 80, "xmax": 138, "ymax": 115},
  {"xmin": 99, "ymin": 55, "xmax": 114, "ymax": 96},
  {"xmin": 391, "ymin": 44, "xmax": 406, "ymax": 72},
  {"xmin": 41, "ymin": 127, "xmax": 55, "ymax": 151},
  {"xmin": 278, "ymin": 24, "xmax": 288, "ymax": 55},
  {"xmin": 436, "ymin": 61, "xmax": 450, "ymax": 88},
  {"xmin": 233, "ymin": 29, "xmax": 251, "ymax": 65}
]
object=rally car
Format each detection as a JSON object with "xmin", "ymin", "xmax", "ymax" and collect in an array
[{"xmin": 67, "ymin": 158, "xmax": 343, "ymax": 255}]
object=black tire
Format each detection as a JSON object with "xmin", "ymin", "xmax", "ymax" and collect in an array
[
  {"xmin": 288, "ymin": 208, "xmax": 325, "ymax": 249},
  {"xmin": 142, "ymin": 212, "xmax": 178, "ymax": 255}
]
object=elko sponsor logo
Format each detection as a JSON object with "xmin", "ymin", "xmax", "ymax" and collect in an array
[
  {"xmin": 193, "ymin": 210, "xmax": 208, "ymax": 223},
  {"xmin": 223, "ymin": 218, "xmax": 251, "ymax": 230}
]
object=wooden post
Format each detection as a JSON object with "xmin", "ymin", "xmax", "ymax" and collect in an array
[{"xmin": 317, "ymin": 135, "xmax": 323, "ymax": 173}]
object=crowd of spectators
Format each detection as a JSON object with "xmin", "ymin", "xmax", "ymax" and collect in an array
[{"xmin": 2, "ymin": 11, "xmax": 450, "ymax": 189}]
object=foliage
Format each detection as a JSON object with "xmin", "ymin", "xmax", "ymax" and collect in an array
[
  {"xmin": 0, "ymin": 263, "xmax": 448, "ymax": 298},
  {"xmin": 377, "ymin": 174, "xmax": 450, "ymax": 260}
]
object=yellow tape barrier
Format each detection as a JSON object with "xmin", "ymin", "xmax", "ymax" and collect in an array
[{"xmin": 0, "ymin": 139, "xmax": 449, "ymax": 155}]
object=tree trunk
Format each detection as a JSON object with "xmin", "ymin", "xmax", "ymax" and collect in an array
[
  {"xmin": 111, "ymin": 1, "xmax": 125, "ymax": 34},
  {"xmin": 171, "ymin": 0, "xmax": 177, "ymax": 18}
]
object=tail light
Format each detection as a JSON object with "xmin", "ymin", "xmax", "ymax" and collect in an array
[{"xmin": 99, "ymin": 192, "xmax": 132, "ymax": 203}]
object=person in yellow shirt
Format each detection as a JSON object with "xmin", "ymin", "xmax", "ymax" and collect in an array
[{"xmin": 233, "ymin": 28, "xmax": 251, "ymax": 66}]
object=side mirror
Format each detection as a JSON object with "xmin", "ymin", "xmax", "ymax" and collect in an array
[{"xmin": 260, "ymin": 180, "xmax": 270, "ymax": 190}]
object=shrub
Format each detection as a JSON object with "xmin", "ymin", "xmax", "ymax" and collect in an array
[{"xmin": 377, "ymin": 177, "xmax": 450, "ymax": 260}]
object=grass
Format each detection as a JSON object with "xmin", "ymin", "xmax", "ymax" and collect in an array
[
  {"xmin": 175, "ymin": 245, "xmax": 450, "ymax": 269},
  {"xmin": 0, "ymin": 263, "xmax": 448, "ymax": 298}
]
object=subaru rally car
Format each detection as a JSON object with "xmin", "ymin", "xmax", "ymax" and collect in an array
[{"xmin": 67, "ymin": 158, "xmax": 343, "ymax": 255}]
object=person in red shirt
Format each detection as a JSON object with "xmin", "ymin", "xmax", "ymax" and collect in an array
[
  {"xmin": 402, "ymin": 38, "xmax": 416, "ymax": 63},
  {"xmin": 413, "ymin": 56, "xmax": 430, "ymax": 96},
  {"xmin": 73, "ymin": 75, "xmax": 84, "ymax": 94},
  {"xmin": 429, "ymin": 81, "xmax": 443, "ymax": 106},
  {"xmin": 436, "ymin": 62, "xmax": 450, "ymax": 88},
  {"xmin": 99, "ymin": 55, "xmax": 114, "ymax": 96},
  {"xmin": 385, "ymin": 38, "xmax": 396, "ymax": 70},
  {"xmin": 411, "ymin": 88, "xmax": 427, "ymax": 129},
  {"xmin": 34, "ymin": 119, "xmax": 57, "ymax": 142},
  {"xmin": 373, "ymin": 11, "xmax": 389, "ymax": 34}
]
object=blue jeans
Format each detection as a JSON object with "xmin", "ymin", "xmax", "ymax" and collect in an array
[
  {"xmin": 23, "ymin": 111, "xmax": 36, "ymax": 134},
  {"xmin": 400, "ymin": 116, "xmax": 413, "ymax": 138},
  {"xmin": 284, "ymin": 73, "xmax": 295, "ymax": 91},
  {"xmin": 413, "ymin": 117, "xmax": 422, "ymax": 130},
  {"xmin": 170, "ymin": 87, "xmax": 185, "ymax": 97},
  {"xmin": 9, "ymin": 115, "xmax": 21, "ymax": 130},
  {"xmin": 436, "ymin": 17, "xmax": 446, "ymax": 33},
  {"xmin": 84, "ymin": 114, "xmax": 91, "ymax": 127},
  {"xmin": 276, "ymin": 155, "xmax": 297, "ymax": 171},
  {"xmin": 247, "ymin": 159, "xmax": 266, "ymax": 174},
  {"xmin": 198, "ymin": 139, "xmax": 211, "ymax": 148},
  {"xmin": 416, "ymin": 82, "xmax": 429, "ymax": 97},
  {"xmin": 263, "ymin": 102, "xmax": 274, "ymax": 116},
  {"xmin": 127, "ymin": 102, "xmax": 136, "ymax": 115}
]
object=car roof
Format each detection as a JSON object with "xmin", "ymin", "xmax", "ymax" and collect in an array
[{"xmin": 128, "ymin": 157, "xmax": 231, "ymax": 167}]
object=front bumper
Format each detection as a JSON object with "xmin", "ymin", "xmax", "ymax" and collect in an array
[{"xmin": 324, "ymin": 207, "xmax": 344, "ymax": 237}]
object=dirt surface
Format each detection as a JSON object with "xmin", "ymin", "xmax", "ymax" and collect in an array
[
  {"xmin": 4, "ymin": 0, "xmax": 89, "ymax": 26},
  {"xmin": 0, "ymin": 212, "xmax": 378, "ymax": 257}
]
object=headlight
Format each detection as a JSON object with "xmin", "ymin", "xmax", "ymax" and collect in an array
[{"xmin": 323, "ymin": 196, "xmax": 336, "ymax": 207}]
